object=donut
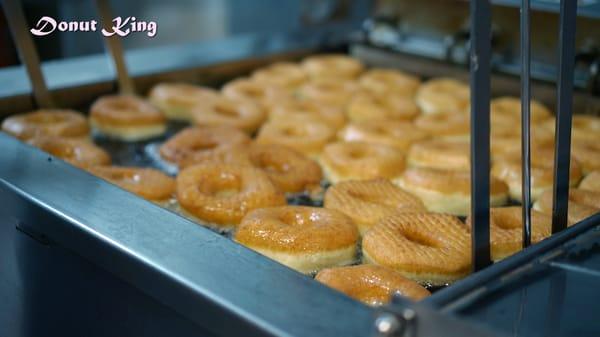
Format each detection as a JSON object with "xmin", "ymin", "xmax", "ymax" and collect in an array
[
  {"xmin": 256, "ymin": 117, "xmax": 335, "ymax": 158},
  {"xmin": 88, "ymin": 166, "xmax": 175, "ymax": 202},
  {"xmin": 297, "ymin": 79, "xmax": 358, "ymax": 108},
  {"xmin": 534, "ymin": 188, "xmax": 600, "ymax": 224},
  {"xmin": 90, "ymin": 95, "xmax": 166, "ymax": 141},
  {"xmin": 320, "ymin": 141, "xmax": 406, "ymax": 184},
  {"xmin": 415, "ymin": 78, "xmax": 469, "ymax": 115},
  {"xmin": 324, "ymin": 179, "xmax": 425, "ymax": 235},
  {"xmin": 358, "ymin": 68, "xmax": 421, "ymax": 97},
  {"xmin": 396, "ymin": 168, "xmax": 509, "ymax": 216},
  {"xmin": 268, "ymin": 98, "xmax": 346, "ymax": 130},
  {"xmin": 542, "ymin": 115, "xmax": 600, "ymax": 144},
  {"xmin": 2, "ymin": 109, "xmax": 89, "ymax": 141},
  {"xmin": 222, "ymin": 78, "xmax": 289, "ymax": 110},
  {"xmin": 315, "ymin": 265, "xmax": 430, "ymax": 305},
  {"xmin": 301, "ymin": 54, "xmax": 364, "ymax": 79},
  {"xmin": 176, "ymin": 163, "xmax": 286, "ymax": 229},
  {"xmin": 490, "ymin": 126, "xmax": 555, "ymax": 161},
  {"xmin": 338, "ymin": 120, "xmax": 428, "ymax": 152},
  {"xmin": 571, "ymin": 140, "xmax": 600, "ymax": 174},
  {"xmin": 148, "ymin": 83, "xmax": 220, "ymax": 121},
  {"xmin": 362, "ymin": 212, "xmax": 471, "ymax": 285},
  {"xmin": 580, "ymin": 171, "xmax": 600, "ymax": 192},
  {"xmin": 414, "ymin": 112, "xmax": 470, "ymax": 140},
  {"xmin": 251, "ymin": 62, "xmax": 308, "ymax": 88},
  {"xmin": 492, "ymin": 148, "xmax": 582, "ymax": 201},
  {"xmin": 234, "ymin": 206, "xmax": 359, "ymax": 274},
  {"xmin": 159, "ymin": 126, "xmax": 250, "ymax": 166},
  {"xmin": 490, "ymin": 97, "xmax": 551, "ymax": 126},
  {"xmin": 466, "ymin": 207, "xmax": 552, "ymax": 261},
  {"xmin": 407, "ymin": 139, "xmax": 470, "ymax": 171},
  {"xmin": 347, "ymin": 92, "xmax": 420, "ymax": 123},
  {"xmin": 191, "ymin": 96, "xmax": 266, "ymax": 134},
  {"xmin": 28, "ymin": 136, "xmax": 111, "ymax": 169}
]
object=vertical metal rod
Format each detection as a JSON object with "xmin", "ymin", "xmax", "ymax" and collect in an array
[
  {"xmin": 94, "ymin": 0, "xmax": 136, "ymax": 94},
  {"xmin": 520, "ymin": 0, "xmax": 532, "ymax": 248},
  {"xmin": 552, "ymin": 0, "xmax": 577, "ymax": 233},
  {"xmin": 469, "ymin": 0, "xmax": 492, "ymax": 272},
  {"xmin": 2, "ymin": 0, "xmax": 55, "ymax": 108}
]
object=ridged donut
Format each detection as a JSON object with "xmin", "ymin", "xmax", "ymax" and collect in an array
[
  {"xmin": 534, "ymin": 188, "xmax": 600, "ymax": 224},
  {"xmin": 191, "ymin": 96, "xmax": 266, "ymax": 134},
  {"xmin": 358, "ymin": 68, "xmax": 421, "ymax": 97},
  {"xmin": 176, "ymin": 163, "xmax": 286, "ymax": 229},
  {"xmin": 396, "ymin": 168, "xmax": 509, "ymax": 216},
  {"xmin": 315, "ymin": 265, "xmax": 430, "ymax": 305},
  {"xmin": 148, "ymin": 83, "xmax": 220, "ymax": 121},
  {"xmin": 89, "ymin": 166, "xmax": 175, "ymax": 202},
  {"xmin": 415, "ymin": 78, "xmax": 469, "ymax": 115},
  {"xmin": 251, "ymin": 62, "xmax": 308, "ymax": 88},
  {"xmin": 347, "ymin": 92, "xmax": 420, "ymax": 122},
  {"xmin": 320, "ymin": 141, "xmax": 406, "ymax": 184},
  {"xmin": 28, "ymin": 136, "xmax": 111, "ymax": 169},
  {"xmin": 338, "ymin": 120, "xmax": 428, "ymax": 152},
  {"xmin": 362, "ymin": 212, "xmax": 471, "ymax": 286},
  {"xmin": 580, "ymin": 171, "xmax": 600, "ymax": 192},
  {"xmin": 301, "ymin": 54, "xmax": 364, "ymax": 79},
  {"xmin": 234, "ymin": 206, "xmax": 359, "ymax": 274},
  {"xmin": 324, "ymin": 179, "xmax": 425, "ymax": 235},
  {"xmin": 407, "ymin": 139, "xmax": 470, "ymax": 171},
  {"xmin": 2, "ymin": 109, "xmax": 89, "ymax": 140}
]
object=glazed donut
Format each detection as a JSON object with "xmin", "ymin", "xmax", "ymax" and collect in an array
[
  {"xmin": 407, "ymin": 139, "xmax": 470, "ymax": 171},
  {"xmin": 90, "ymin": 95, "xmax": 166, "ymax": 141},
  {"xmin": 315, "ymin": 265, "xmax": 430, "ymax": 305},
  {"xmin": 88, "ymin": 166, "xmax": 175, "ymax": 202},
  {"xmin": 414, "ymin": 112, "xmax": 470, "ymax": 140},
  {"xmin": 571, "ymin": 140, "xmax": 600, "ymax": 174},
  {"xmin": 251, "ymin": 62, "xmax": 308, "ymax": 88},
  {"xmin": 362, "ymin": 212, "xmax": 471, "ymax": 285},
  {"xmin": 347, "ymin": 92, "xmax": 420, "ymax": 123},
  {"xmin": 580, "ymin": 171, "xmax": 600, "ymax": 192},
  {"xmin": 320, "ymin": 141, "xmax": 406, "ymax": 184},
  {"xmin": 534, "ymin": 188, "xmax": 600, "ymax": 224},
  {"xmin": 466, "ymin": 207, "xmax": 552, "ymax": 261},
  {"xmin": 490, "ymin": 97, "xmax": 551, "ymax": 126},
  {"xmin": 28, "ymin": 136, "xmax": 111, "ymax": 169},
  {"xmin": 415, "ymin": 78, "xmax": 469, "ymax": 115},
  {"xmin": 324, "ymin": 179, "xmax": 425, "ymax": 235},
  {"xmin": 191, "ymin": 96, "xmax": 266, "ymax": 134},
  {"xmin": 492, "ymin": 148, "xmax": 582, "ymax": 201},
  {"xmin": 234, "ymin": 206, "xmax": 359, "ymax": 274},
  {"xmin": 222, "ymin": 78, "xmax": 289, "ymax": 109},
  {"xmin": 338, "ymin": 120, "xmax": 428, "ymax": 152},
  {"xmin": 256, "ymin": 117, "xmax": 335, "ymax": 158},
  {"xmin": 268, "ymin": 98, "xmax": 346, "ymax": 130},
  {"xmin": 490, "ymin": 126, "xmax": 555, "ymax": 161},
  {"xmin": 148, "ymin": 83, "xmax": 220, "ymax": 121},
  {"xmin": 301, "ymin": 54, "xmax": 364, "ymax": 79},
  {"xmin": 176, "ymin": 163, "xmax": 286, "ymax": 229},
  {"xmin": 297, "ymin": 79, "xmax": 358, "ymax": 108},
  {"xmin": 542, "ymin": 115, "xmax": 600, "ymax": 144},
  {"xmin": 2, "ymin": 109, "xmax": 89, "ymax": 141},
  {"xmin": 396, "ymin": 168, "xmax": 509, "ymax": 216},
  {"xmin": 159, "ymin": 126, "xmax": 250, "ymax": 166},
  {"xmin": 358, "ymin": 68, "xmax": 421, "ymax": 97}
]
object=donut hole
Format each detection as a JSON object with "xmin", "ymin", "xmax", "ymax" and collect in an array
[
  {"xmin": 400, "ymin": 228, "xmax": 439, "ymax": 248},
  {"xmin": 199, "ymin": 172, "xmax": 242, "ymax": 198},
  {"xmin": 250, "ymin": 155, "xmax": 289, "ymax": 174}
]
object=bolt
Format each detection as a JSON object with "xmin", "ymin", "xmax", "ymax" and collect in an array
[{"xmin": 375, "ymin": 313, "xmax": 401, "ymax": 336}]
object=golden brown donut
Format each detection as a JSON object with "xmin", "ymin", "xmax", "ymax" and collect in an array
[
  {"xmin": 466, "ymin": 207, "xmax": 552, "ymax": 261},
  {"xmin": 324, "ymin": 179, "xmax": 425, "ymax": 235},
  {"xmin": 534, "ymin": 188, "xmax": 600, "ymax": 224},
  {"xmin": 2, "ymin": 109, "xmax": 89, "ymax": 141},
  {"xmin": 542, "ymin": 115, "xmax": 600, "ymax": 144},
  {"xmin": 358, "ymin": 68, "xmax": 421, "ymax": 97},
  {"xmin": 222, "ymin": 78, "xmax": 290, "ymax": 109},
  {"xmin": 315, "ymin": 265, "xmax": 430, "ymax": 305},
  {"xmin": 415, "ymin": 78, "xmax": 469, "ymax": 115},
  {"xmin": 301, "ymin": 54, "xmax": 364, "ymax": 79},
  {"xmin": 407, "ymin": 139, "xmax": 470, "ymax": 171},
  {"xmin": 234, "ymin": 206, "xmax": 359, "ymax": 274},
  {"xmin": 88, "ymin": 166, "xmax": 175, "ymax": 202},
  {"xmin": 268, "ymin": 98, "xmax": 346, "ymax": 130},
  {"xmin": 347, "ymin": 92, "xmax": 420, "ymax": 123},
  {"xmin": 571, "ymin": 140, "xmax": 600, "ymax": 174},
  {"xmin": 176, "ymin": 163, "xmax": 286, "ymax": 229},
  {"xmin": 28, "ymin": 136, "xmax": 111, "ymax": 169},
  {"xmin": 191, "ymin": 96, "xmax": 266, "ymax": 134},
  {"xmin": 338, "ymin": 120, "xmax": 428, "ymax": 152},
  {"xmin": 297, "ymin": 79, "xmax": 358, "ymax": 108},
  {"xmin": 255, "ymin": 116, "xmax": 335, "ymax": 158},
  {"xmin": 362, "ymin": 212, "xmax": 471, "ymax": 285},
  {"xmin": 148, "ymin": 83, "xmax": 220, "ymax": 121},
  {"xmin": 490, "ymin": 97, "xmax": 552, "ymax": 127},
  {"xmin": 580, "ymin": 171, "xmax": 600, "ymax": 192},
  {"xmin": 159, "ymin": 126, "xmax": 250, "ymax": 166},
  {"xmin": 251, "ymin": 62, "xmax": 308, "ymax": 88},
  {"xmin": 414, "ymin": 112, "xmax": 470, "ymax": 140},
  {"xmin": 490, "ymin": 126, "xmax": 555, "ymax": 161},
  {"xmin": 396, "ymin": 168, "xmax": 509, "ymax": 216},
  {"xmin": 90, "ymin": 95, "xmax": 166, "ymax": 141},
  {"xmin": 320, "ymin": 141, "xmax": 406, "ymax": 184}
]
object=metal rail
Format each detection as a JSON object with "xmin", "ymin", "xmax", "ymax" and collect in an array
[{"xmin": 520, "ymin": 0, "xmax": 532, "ymax": 248}]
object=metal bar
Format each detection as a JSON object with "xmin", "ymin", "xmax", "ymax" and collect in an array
[
  {"xmin": 2, "ymin": 0, "xmax": 55, "ymax": 108},
  {"xmin": 94, "ymin": 0, "xmax": 136, "ymax": 94},
  {"xmin": 469, "ymin": 0, "xmax": 492, "ymax": 272},
  {"xmin": 552, "ymin": 0, "xmax": 577, "ymax": 233},
  {"xmin": 520, "ymin": 0, "xmax": 532, "ymax": 248}
]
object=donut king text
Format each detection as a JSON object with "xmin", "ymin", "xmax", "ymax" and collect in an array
[{"xmin": 30, "ymin": 16, "xmax": 157, "ymax": 37}]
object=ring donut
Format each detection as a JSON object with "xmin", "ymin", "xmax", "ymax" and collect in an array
[
  {"xmin": 148, "ymin": 83, "xmax": 220, "ymax": 121},
  {"xmin": 407, "ymin": 139, "xmax": 470, "ymax": 171},
  {"xmin": 301, "ymin": 54, "xmax": 364, "ymax": 79},
  {"xmin": 251, "ymin": 62, "xmax": 308, "ymax": 88},
  {"xmin": 191, "ymin": 96, "xmax": 266, "ymax": 134},
  {"xmin": 415, "ymin": 78, "xmax": 469, "ymax": 115},
  {"xmin": 2, "ymin": 109, "xmax": 89, "ymax": 141},
  {"xmin": 268, "ymin": 98, "xmax": 346, "ymax": 130},
  {"xmin": 534, "ymin": 188, "xmax": 600, "ymax": 224},
  {"xmin": 338, "ymin": 120, "xmax": 428, "ymax": 152},
  {"xmin": 297, "ymin": 79, "xmax": 358, "ymax": 108},
  {"xmin": 414, "ymin": 112, "xmax": 470, "ymax": 140},
  {"xmin": 347, "ymin": 92, "xmax": 420, "ymax": 123},
  {"xmin": 358, "ymin": 68, "xmax": 421, "ymax": 97},
  {"xmin": 580, "ymin": 171, "xmax": 600, "ymax": 192},
  {"xmin": 89, "ymin": 166, "xmax": 175, "ymax": 202},
  {"xmin": 28, "ymin": 136, "xmax": 111, "ymax": 169}
]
